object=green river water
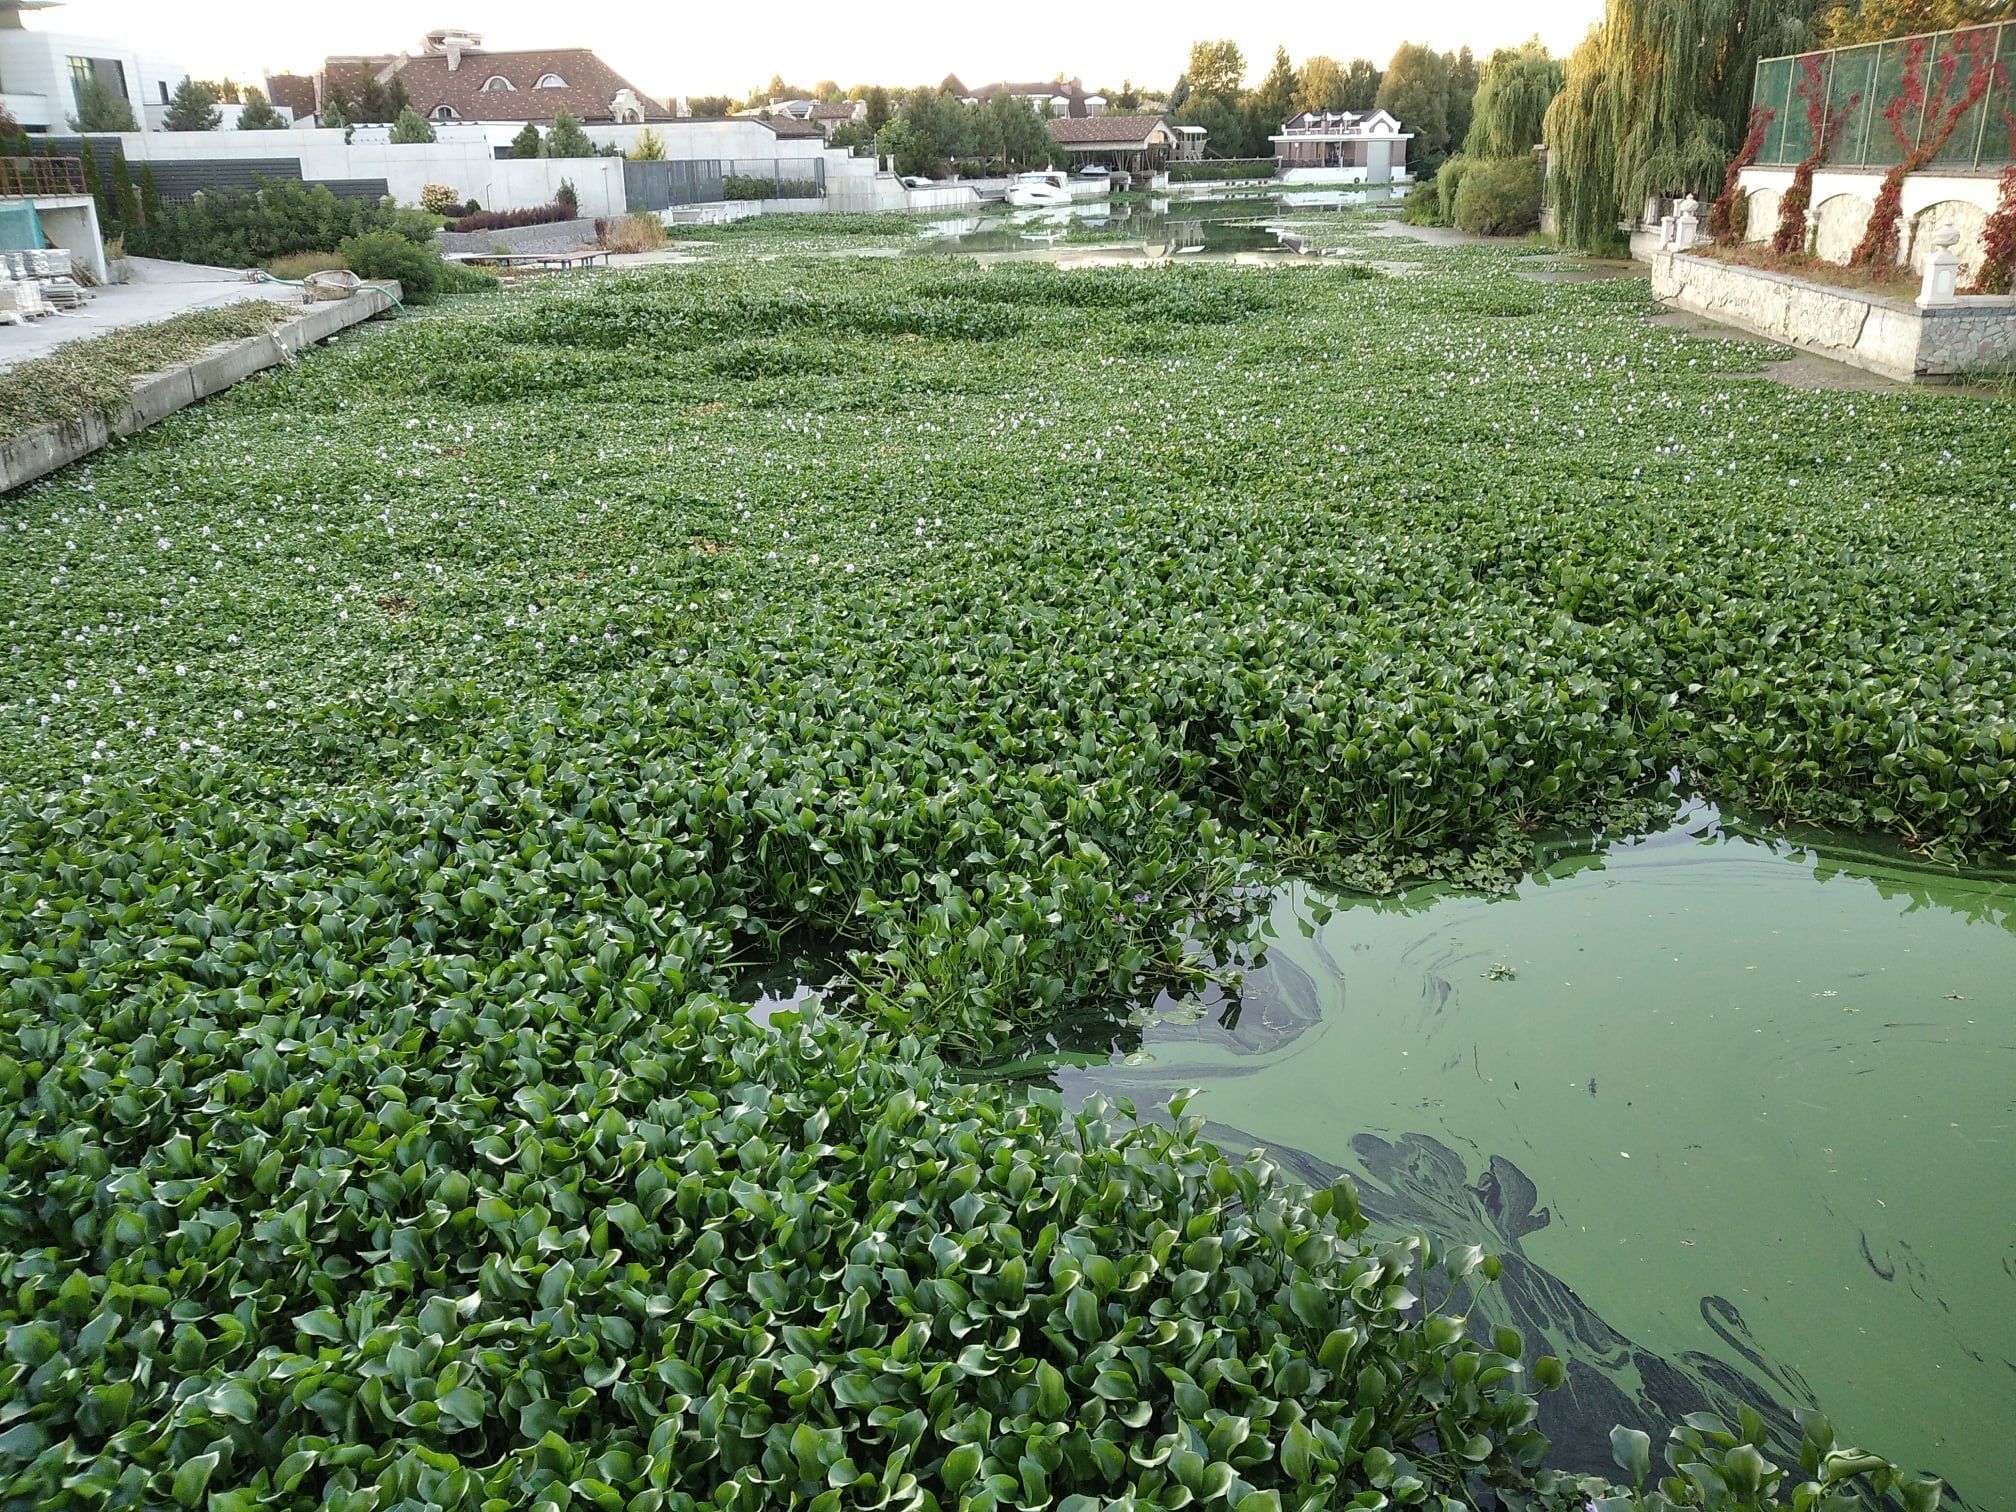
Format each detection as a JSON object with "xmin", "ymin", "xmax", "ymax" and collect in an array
[{"xmin": 1043, "ymin": 800, "xmax": 2016, "ymax": 1502}]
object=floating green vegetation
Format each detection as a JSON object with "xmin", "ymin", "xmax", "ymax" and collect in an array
[
  {"xmin": 0, "ymin": 300, "xmax": 291, "ymax": 434},
  {"xmin": 0, "ymin": 244, "xmax": 2000, "ymax": 1505}
]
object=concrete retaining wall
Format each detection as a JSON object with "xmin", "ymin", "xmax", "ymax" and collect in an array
[
  {"xmin": 1650, "ymin": 249, "xmax": 2016, "ymax": 383},
  {"xmin": 438, "ymin": 217, "xmax": 603, "ymax": 255},
  {"xmin": 0, "ymin": 287, "xmax": 395, "ymax": 494}
]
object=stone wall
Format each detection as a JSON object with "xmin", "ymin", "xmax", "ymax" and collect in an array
[{"xmin": 1650, "ymin": 250, "xmax": 2016, "ymax": 383}]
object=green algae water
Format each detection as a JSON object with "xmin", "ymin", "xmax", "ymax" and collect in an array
[{"xmin": 1057, "ymin": 800, "xmax": 2016, "ymax": 1503}]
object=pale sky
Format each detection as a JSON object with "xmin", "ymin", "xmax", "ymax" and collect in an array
[{"xmin": 55, "ymin": 0, "xmax": 1603, "ymax": 100}]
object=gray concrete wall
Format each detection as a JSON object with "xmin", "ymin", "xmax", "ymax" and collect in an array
[{"xmin": 1650, "ymin": 250, "xmax": 2016, "ymax": 383}]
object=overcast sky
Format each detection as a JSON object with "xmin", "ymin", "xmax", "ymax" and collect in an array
[{"xmin": 59, "ymin": 0, "xmax": 1604, "ymax": 100}]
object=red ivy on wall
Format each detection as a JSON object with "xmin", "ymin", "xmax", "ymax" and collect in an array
[
  {"xmin": 1773, "ymin": 54, "xmax": 1861, "ymax": 255},
  {"xmin": 1711, "ymin": 106, "xmax": 1775, "ymax": 244},
  {"xmin": 1851, "ymin": 28, "xmax": 2002, "ymax": 269},
  {"xmin": 1970, "ymin": 92, "xmax": 2016, "ymax": 294}
]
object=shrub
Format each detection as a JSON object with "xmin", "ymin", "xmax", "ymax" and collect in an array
[
  {"xmin": 418, "ymin": 183, "xmax": 460, "ymax": 216},
  {"xmin": 1436, "ymin": 153, "xmax": 1472, "ymax": 225},
  {"xmin": 1401, "ymin": 177, "xmax": 1444, "ymax": 225},
  {"xmin": 126, "ymin": 178, "xmax": 437, "ymax": 268},
  {"xmin": 1453, "ymin": 153, "xmax": 1543, "ymax": 236},
  {"xmin": 1167, "ymin": 158, "xmax": 1279, "ymax": 182},
  {"xmin": 449, "ymin": 203, "xmax": 573, "ymax": 233},
  {"xmin": 545, "ymin": 109, "xmax": 593, "ymax": 160},
  {"xmin": 508, "ymin": 122, "xmax": 542, "ymax": 159},
  {"xmin": 338, "ymin": 229, "xmax": 442, "ymax": 302},
  {"xmin": 461, "ymin": 195, "xmax": 481, "ymax": 214},
  {"xmin": 595, "ymin": 211, "xmax": 668, "ymax": 253},
  {"xmin": 389, "ymin": 105, "xmax": 436, "ymax": 144},
  {"xmin": 555, "ymin": 177, "xmax": 579, "ymax": 214},
  {"xmin": 723, "ymin": 175, "xmax": 822, "ymax": 201},
  {"xmin": 438, "ymin": 258, "xmax": 500, "ymax": 295},
  {"xmin": 627, "ymin": 127, "xmax": 665, "ymax": 161},
  {"xmin": 263, "ymin": 249, "xmax": 347, "ymax": 280}
]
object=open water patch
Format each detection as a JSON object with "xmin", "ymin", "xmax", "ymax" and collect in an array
[{"xmin": 1051, "ymin": 797, "xmax": 2014, "ymax": 1502}]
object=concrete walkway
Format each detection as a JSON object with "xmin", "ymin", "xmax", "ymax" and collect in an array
[{"xmin": 0, "ymin": 258, "xmax": 296, "ymax": 372}]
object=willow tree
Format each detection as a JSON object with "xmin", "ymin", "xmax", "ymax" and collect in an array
[
  {"xmin": 1544, "ymin": 0, "xmax": 1816, "ymax": 249},
  {"xmin": 1465, "ymin": 40, "xmax": 1564, "ymax": 158}
]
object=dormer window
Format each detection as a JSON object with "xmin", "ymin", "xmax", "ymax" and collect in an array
[
  {"xmin": 431, "ymin": 105, "xmax": 458, "ymax": 120},
  {"xmin": 481, "ymin": 75, "xmax": 515, "ymax": 92},
  {"xmin": 535, "ymin": 73, "xmax": 567, "ymax": 89}
]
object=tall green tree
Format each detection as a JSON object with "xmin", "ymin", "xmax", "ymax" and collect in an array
[
  {"xmin": 544, "ymin": 108, "xmax": 594, "ymax": 159},
  {"xmin": 111, "ymin": 152, "xmax": 143, "ymax": 229},
  {"xmin": 862, "ymin": 86, "xmax": 893, "ymax": 132},
  {"xmin": 77, "ymin": 139, "xmax": 111, "ymax": 227},
  {"xmin": 1186, "ymin": 40, "xmax": 1247, "ymax": 96},
  {"xmin": 68, "ymin": 75, "xmax": 139, "ymax": 132},
  {"xmin": 1341, "ymin": 59, "xmax": 1383, "ymax": 111},
  {"xmin": 1445, "ymin": 46, "xmax": 1480, "ymax": 153},
  {"xmin": 1248, "ymin": 46, "xmax": 1299, "ymax": 130},
  {"xmin": 1544, "ymin": 0, "xmax": 1814, "ymax": 250},
  {"xmin": 509, "ymin": 122, "xmax": 544, "ymax": 159},
  {"xmin": 138, "ymin": 162, "xmax": 165, "ymax": 224},
  {"xmin": 164, "ymin": 78, "xmax": 223, "ymax": 131},
  {"xmin": 236, "ymin": 87, "xmax": 287, "ymax": 130},
  {"xmin": 389, "ymin": 105, "xmax": 437, "ymax": 144},
  {"xmin": 1296, "ymin": 56, "xmax": 1348, "ymax": 114},
  {"xmin": 1465, "ymin": 40, "xmax": 1563, "ymax": 158},
  {"xmin": 1377, "ymin": 44, "xmax": 1452, "ymax": 172}
]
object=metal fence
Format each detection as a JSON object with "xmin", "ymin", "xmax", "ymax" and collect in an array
[
  {"xmin": 0, "ymin": 157, "xmax": 87, "ymax": 198},
  {"xmin": 624, "ymin": 157, "xmax": 826, "ymax": 210},
  {"xmin": 1752, "ymin": 22, "xmax": 2016, "ymax": 169}
]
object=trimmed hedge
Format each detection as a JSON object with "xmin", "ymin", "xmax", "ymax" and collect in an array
[
  {"xmin": 723, "ymin": 175, "xmax": 823, "ymax": 201},
  {"xmin": 1168, "ymin": 159, "xmax": 1280, "ymax": 183},
  {"xmin": 448, "ymin": 203, "xmax": 575, "ymax": 234}
]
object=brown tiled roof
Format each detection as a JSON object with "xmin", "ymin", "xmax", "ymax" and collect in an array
[
  {"xmin": 809, "ymin": 101, "xmax": 860, "ymax": 120},
  {"xmin": 387, "ymin": 47, "xmax": 673, "ymax": 123},
  {"xmin": 764, "ymin": 116, "xmax": 826, "ymax": 138},
  {"xmin": 1048, "ymin": 115, "xmax": 1167, "ymax": 145},
  {"xmin": 264, "ymin": 73, "xmax": 318, "ymax": 120}
]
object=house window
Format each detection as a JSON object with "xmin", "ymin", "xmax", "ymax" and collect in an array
[
  {"xmin": 160, "ymin": 80, "xmax": 170, "ymax": 104},
  {"xmin": 535, "ymin": 73, "xmax": 567, "ymax": 89},
  {"xmin": 431, "ymin": 105, "xmax": 459, "ymax": 121},
  {"xmin": 68, "ymin": 55, "xmax": 132, "ymax": 114},
  {"xmin": 481, "ymin": 76, "xmax": 516, "ymax": 92}
]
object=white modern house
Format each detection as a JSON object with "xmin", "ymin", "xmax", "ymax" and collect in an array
[
  {"xmin": 1270, "ymin": 109, "xmax": 1411, "ymax": 184},
  {"xmin": 0, "ymin": 0, "xmax": 189, "ymax": 132}
]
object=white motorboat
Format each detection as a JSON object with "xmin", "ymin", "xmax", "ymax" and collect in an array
[{"xmin": 1005, "ymin": 171, "xmax": 1073, "ymax": 208}]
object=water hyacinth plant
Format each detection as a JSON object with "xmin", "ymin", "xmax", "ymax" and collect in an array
[{"xmin": 0, "ymin": 232, "xmax": 1994, "ymax": 1505}]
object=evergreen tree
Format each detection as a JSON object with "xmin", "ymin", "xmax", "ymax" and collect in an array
[
  {"xmin": 69, "ymin": 75, "xmax": 140, "ymax": 132},
  {"xmin": 78, "ymin": 139, "xmax": 112, "ymax": 228},
  {"xmin": 544, "ymin": 108, "xmax": 594, "ymax": 159},
  {"xmin": 139, "ymin": 162, "xmax": 166, "ymax": 223},
  {"xmin": 236, "ymin": 87, "xmax": 287, "ymax": 130},
  {"xmin": 628, "ymin": 127, "xmax": 665, "ymax": 161},
  {"xmin": 389, "ymin": 105, "xmax": 437, "ymax": 144},
  {"xmin": 1185, "ymin": 40, "xmax": 1247, "ymax": 97},
  {"xmin": 1445, "ymin": 46, "xmax": 1481, "ymax": 155},
  {"xmin": 509, "ymin": 122, "xmax": 544, "ymax": 159},
  {"xmin": 862, "ymin": 86, "xmax": 893, "ymax": 133},
  {"xmin": 113, "ymin": 151, "xmax": 144, "ymax": 230},
  {"xmin": 165, "ymin": 78, "xmax": 223, "ymax": 131}
]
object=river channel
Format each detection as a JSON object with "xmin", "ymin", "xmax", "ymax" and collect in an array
[{"xmin": 1048, "ymin": 799, "xmax": 2013, "ymax": 1500}]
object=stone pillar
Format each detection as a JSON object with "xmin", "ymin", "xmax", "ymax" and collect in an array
[
  {"xmin": 1658, "ymin": 214, "xmax": 1677, "ymax": 249},
  {"xmin": 1917, "ymin": 228, "xmax": 1961, "ymax": 307},
  {"xmin": 1674, "ymin": 194, "xmax": 1700, "ymax": 250}
]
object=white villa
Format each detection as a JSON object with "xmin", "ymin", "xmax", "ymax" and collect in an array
[
  {"xmin": 0, "ymin": 0, "xmax": 190, "ymax": 133},
  {"xmin": 1270, "ymin": 109, "xmax": 1411, "ymax": 184}
]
